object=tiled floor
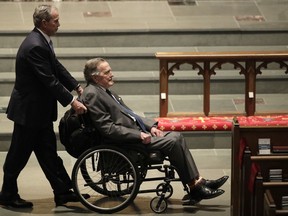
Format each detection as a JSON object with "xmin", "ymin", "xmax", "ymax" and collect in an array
[{"xmin": 0, "ymin": 149, "xmax": 231, "ymax": 216}]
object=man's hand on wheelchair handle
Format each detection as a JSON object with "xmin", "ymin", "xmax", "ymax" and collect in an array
[{"xmin": 71, "ymin": 99, "xmax": 87, "ymax": 114}]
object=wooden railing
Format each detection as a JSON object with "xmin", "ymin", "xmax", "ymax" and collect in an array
[{"xmin": 155, "ymin": 51, "xmax": 288, "ymax": 117}]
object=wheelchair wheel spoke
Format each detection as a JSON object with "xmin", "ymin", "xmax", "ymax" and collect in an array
[{"xmin": 72, "ymin": 146, "xmax": 140, "ymax": 214}]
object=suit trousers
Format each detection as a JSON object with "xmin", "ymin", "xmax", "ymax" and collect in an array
[
  {"xmin": 1, "ymin": 123, "xmax": 72, "ymax": 196},
  {"xmin": 147, "ymin": 131, "xmax": 199, "ymax": 184}
]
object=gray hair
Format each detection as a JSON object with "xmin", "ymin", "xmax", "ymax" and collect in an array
[
  {"xmin": 33, "ymin": 5, "xmax": 57, "ymax": 28},
  {"xmin": 83, "ymin": 58, "xmax": 106, "ymax": 84}
]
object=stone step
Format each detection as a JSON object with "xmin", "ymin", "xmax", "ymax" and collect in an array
[
  {"xmin": 0, "ymin": 46, "xmax": 191, "ymax": 72},
  {"xmin": 1, "ymin": 30, "xmax": 288, "ymax": 49},
  {"xmin": 1, "ymin": 69, "xmax": 288, "ymax": 96},
  {"xmin": 1, "ymin": 92, "xmax": 288, "ymax": 151},
  {"xmin": 1, "ymin": 45, "xmax": 288, "ymax": 72},
  {"xmin": 0, "ymin": 129, "xmax": 231, "ymax": 152},
  {"xmin": 0, "ymin": 94, "xmax": 231, "ymax": 151},
  {"xmin": 0, "ymin": 107, "xmax": 231, "ymax": 152}
]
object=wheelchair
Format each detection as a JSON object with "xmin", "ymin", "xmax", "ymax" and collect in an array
[
  {"xmin": 71, "ymin": 144, "xmax": 190, "ymax": 214},
  {"xmin": 59, "ymin": 109, "xmax": 190, "ymax": 213}
]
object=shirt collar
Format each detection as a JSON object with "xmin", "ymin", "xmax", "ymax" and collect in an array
[
  {"xmin": 98, "ymin": 84, "xmax": 107, "ymax": 92},
  {"xmin": 37, "ymin": 28, "xmax": 51, "ymax": 44}
]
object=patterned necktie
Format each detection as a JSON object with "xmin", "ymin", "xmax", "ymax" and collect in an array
[{"xmin": 106, "ymin": 89, "xmax": 147, "ymax": 132}]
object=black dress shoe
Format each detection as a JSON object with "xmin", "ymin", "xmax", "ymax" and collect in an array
[
  {"xmin": 204, "ymin": 176, "xmax": 229, "ymax": 190},
  {"xmin": 54, "ymin": 190, "xmax": 90, "ymax": 206},
  {"xmin": 182, "ymin": 184, "xmax": 224, "ymax": 205},
  {"xmin": 190, "ymin": 184, "xmax": 224, "ymax": 200},
  {"xmin": 182, "ymin": 193, "xmax": 201, "ymax": 205},
  {"xmin": 0, "ymin": 193, "xmax": 33, "ymax": 208}
]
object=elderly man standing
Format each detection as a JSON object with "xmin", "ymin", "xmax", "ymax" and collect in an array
[
  {"xmin": 79, "ymin": 57, "xmax": 228, "ymax": 205},
  {"xmin": 0, "ymin": 5, "xmax": 87, "ymax": 208}
]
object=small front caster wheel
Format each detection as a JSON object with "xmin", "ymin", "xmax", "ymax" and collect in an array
[
  {"xmin": 150, "ymin": 196, "xmax": 168, "ymax": 213},
  {"xmin": 156, "ymin": 183, "xmax": 173, "ymax": 199}
]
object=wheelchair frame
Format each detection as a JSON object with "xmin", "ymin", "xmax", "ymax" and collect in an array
[{"xmin": 71, "ymin": 144, "xmax": 190, "ymax": 214}]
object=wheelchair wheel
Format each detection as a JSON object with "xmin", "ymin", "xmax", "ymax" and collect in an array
[
  {"xmin": 150, "ymin": 196, "xmax": 168, "ymax": 213},
  {"xmin": 72, "ymin": 145, "xmax": 140, "ymax": 214},
  {"xmin": 156, "ymin": 183, "xmax": 173, "ymax": 199}
]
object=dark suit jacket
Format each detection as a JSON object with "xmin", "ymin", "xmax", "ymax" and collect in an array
[
  {"xmin": 81, "ymin": 84, "xmax": 200, "ymax": 185},
  {"xmin": 7, "ymin": 28, "xmax": 78, "ymax": 127},
  {"xmin": 80, "ymin": 83, "xmax": 156, "ymax": 144}
]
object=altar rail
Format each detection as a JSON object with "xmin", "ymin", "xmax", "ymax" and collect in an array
[{"xmin": 155, "ymin": 51, "xmax": 288, "ymax": 117}]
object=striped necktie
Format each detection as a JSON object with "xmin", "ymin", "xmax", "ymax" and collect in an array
[{"xmin": 106, "ymin": 89, "xmax": 147, "ymax": 132}]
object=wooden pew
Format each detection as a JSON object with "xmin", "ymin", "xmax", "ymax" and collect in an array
[
  {"xmin": 254, "ymin": 165, "xmax": 288, "ymax": 216},
  {"xmin": 241, "ymin": 149, "xmax": 288, "ymax": 216},
  {"xmin": 264, "ymin": 189, "xmax": 288, "ymax": 216},
  {"xmin": 231, "ymin": 118, "xmax": 288, "ymax": 216},
  {"xmin": 241, "ymin": 147, "xmax": 257, "ymax": 216}
]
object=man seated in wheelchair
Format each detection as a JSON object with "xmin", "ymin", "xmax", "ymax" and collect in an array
[{"xmin": 78, "ymin": 57, "xmax": 228, "ymax": 205}]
